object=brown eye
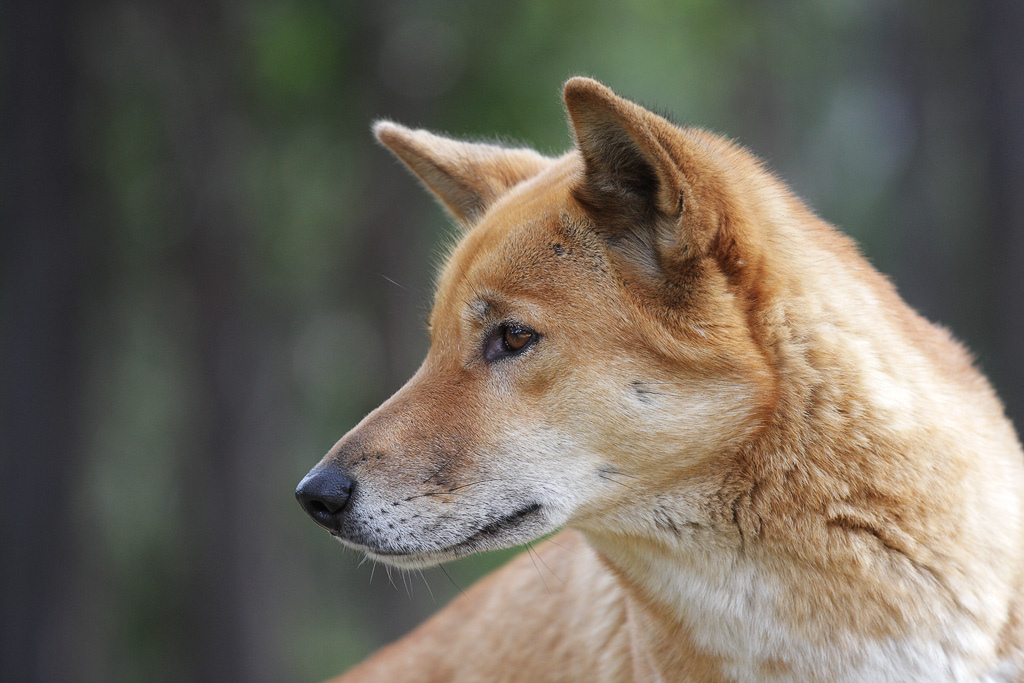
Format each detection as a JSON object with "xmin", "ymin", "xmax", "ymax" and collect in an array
[
  {"xmin": 503, "ymin": 325, "xmax": 533, "ymax": 352},
  {"xmin": 483, "ymin": 323, "xmax": 538, "ymax": 362}
]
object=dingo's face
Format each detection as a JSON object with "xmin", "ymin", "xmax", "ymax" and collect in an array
[{"xmin": 297, "ymin": 80, "xmax": 774, "ymax": 569}]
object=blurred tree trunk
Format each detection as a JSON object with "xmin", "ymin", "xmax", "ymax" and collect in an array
[
  {"xmin": 884, "ymin": 5, "xmax": 945, "ymax": 321},
  {"xmin": 143, "ymin": 1, "xmax": 289, "ymax": 680},
  {"xmin": 978, "ymin": 0, "xmax": 1024, "ymax": 428},
  {"xmin": 0, "ymin": 1, "xmax": 87, "ymax": 681}
]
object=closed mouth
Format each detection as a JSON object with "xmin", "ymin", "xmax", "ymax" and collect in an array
[
  {"xmin": 456, "ymin": 502, "xmax": 542, "ymax": 548},
  {"xmin": 350, "ymin": 502, "xmax": 543, "ymax": 564}
]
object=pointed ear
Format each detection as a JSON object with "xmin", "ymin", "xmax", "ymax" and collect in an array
[
  {"xmin": 563, "ymin": 77, "xmax": 725, "ymax": 264},
  {"xmin": 374, "ymin": 121, "xmax": 552, "ymax": 226}
]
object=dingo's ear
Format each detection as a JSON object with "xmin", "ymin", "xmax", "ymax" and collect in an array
[
  {"xmin": 374, "ymin": 122, "xmax": 552, "ymax": 227},
  {"xmin": 563, "ymin": 77, "xmax": 725, "ymax": 267}
]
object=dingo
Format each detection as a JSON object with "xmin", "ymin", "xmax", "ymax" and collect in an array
[{"xmin": 296, "ymin": 78, "xmax": 1024, "ymax": 682}]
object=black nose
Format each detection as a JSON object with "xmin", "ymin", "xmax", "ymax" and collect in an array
[{"xmin": 295, "ymin": 467, "xmax": 354, "ymax": 533}]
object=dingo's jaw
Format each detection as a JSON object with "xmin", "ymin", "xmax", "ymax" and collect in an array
[
  {"xmin": 349, "ymin": 503, "xmax": 545, "ymax": 570},
  {"xmin": 297, "ymin": 458, "xmax": 553, "ymax": 570}
]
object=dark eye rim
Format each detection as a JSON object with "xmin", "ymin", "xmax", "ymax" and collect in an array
[{"xmin": 483, "ymin": 322, "xmax": 539, "ymax": 363}]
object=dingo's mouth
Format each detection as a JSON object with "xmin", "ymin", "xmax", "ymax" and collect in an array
[{"xmin": 337, "ymin": 502, "xmax": 544, "ymax": 569}]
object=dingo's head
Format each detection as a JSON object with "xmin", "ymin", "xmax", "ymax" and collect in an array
[{"xmin": 297, "ymin": 78, "xmax": 775, "ymax": 568}]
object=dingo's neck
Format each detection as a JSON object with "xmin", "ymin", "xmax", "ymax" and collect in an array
[{"xmin": 582, "ymin": 524, "xmax": 991, "ymax": 682}]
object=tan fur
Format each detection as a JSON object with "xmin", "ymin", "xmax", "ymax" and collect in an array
[{"xmin": 299, "ymin": 78, "xmax": 1024, "ymax": 682}]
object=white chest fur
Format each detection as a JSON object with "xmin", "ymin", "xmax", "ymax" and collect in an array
[{"xmin": 589, "ymin": 534, "xmax": 1001, "ymax": 682}]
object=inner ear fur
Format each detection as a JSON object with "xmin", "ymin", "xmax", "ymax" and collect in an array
[
  {"xmin": 374, "ymin": 121, "xmax": 552, "ymax": 226},
  {"xmin": 562, "ymin": 77, "xmax": 728, "ymax": 266}
]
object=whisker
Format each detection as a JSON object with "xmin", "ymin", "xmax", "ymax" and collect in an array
[
  {"xmin": 439, "ymin": 564, "xmax": 467, "ymax": 598},
  {"xmin": 404, "ymin": 491, "xmax": 445, "ymax": 501},
  {"xmin": 447, "ymin": 478, "xmax": 503, "ymax": 493},
  {"xmin": 599, "ymin": 472, "xmax": 638, "ymax": 491},
  {"xmin": 402, "ymin": 569, "xmax": 413, "ymax": 600},
  {"xmin": 370, "ymin": 271, "xmax": 425, "ymax": 297},
  {"xmin": 418, "ymin": 570, "xmax": 436, "ymax": 605},
  {"xmin": 404, "ymin": 482, "xmax": 496, "ymax": 502},
  {"xmin": 525, "ymin": 542, "xmax": 552, "ymax": 595},
  {"xmin": 455, "ymin": 260, "xmax": 479, "ymax": 298},
  {"xmin": 541, "ymin": 537, "xmax": 575, "ymax": 553},
  {"xmin": 423, "ymin": 455, "xmax": 458, "ymax": 484},
  {"xmin": 604, "ymin": 469, "xmax": 640, "ymax": 479},
  {"xmin": 528, "ymin": 541, "xmax": 564, "ymax": 585}
]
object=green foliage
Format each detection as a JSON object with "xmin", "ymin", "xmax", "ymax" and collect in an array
[{"xmin": 249, "ymin": 1, "xmax": 348, "ymax": 102}]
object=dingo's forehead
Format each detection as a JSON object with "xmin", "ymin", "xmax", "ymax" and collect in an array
[{"xmin": 430, "ymin": 155, "xmax": 612, "ymax": 330}]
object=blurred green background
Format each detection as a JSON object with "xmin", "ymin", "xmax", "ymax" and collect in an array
[{"xmin": 3, "ymin": 1, "xmax": 1023, "ymax": 681}]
